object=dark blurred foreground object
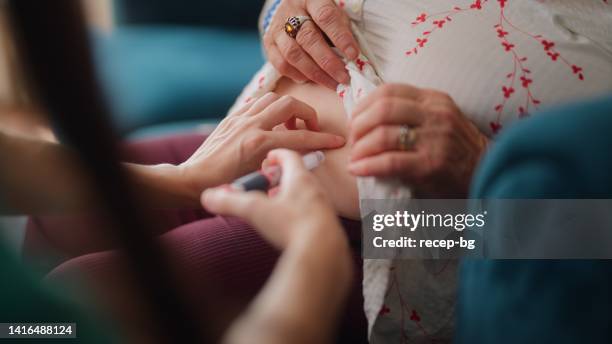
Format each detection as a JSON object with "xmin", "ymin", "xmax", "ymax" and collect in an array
[
  {"xmin": 114, "ymin": 0, "xmax": 265, "ymax": 27},
  {"xmin": 6, "ymin": 0, "xmax": 204, "ymax": 342},
  {"xmin": 0, "ymin": 240, "xmax": 112, "ymax": 343},
  {"xmin": 458, "ymin": 96, "xmax": 612, "ymax": 343},
  {"xmin": 94, "ymin": 0, "xmax": 265, "ymax": 137}
]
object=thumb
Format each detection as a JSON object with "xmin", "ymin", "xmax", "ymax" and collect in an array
[
  {"xmin": 268, "ymin": 130, "xmax": 346, "ymax": 151},
  {"xmin": 201, "ymin": 187, "xmax": 270, "ymax": 222}
]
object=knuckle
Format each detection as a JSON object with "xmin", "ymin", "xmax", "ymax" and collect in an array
[
  {"xmin": 389, "ymin": 155, "xmax": 404, "ymax": 173},
  {"xmin": 434, "ymin": 107, "xmax": 457, "ymax": 122},
  {"xmin": 424, "ymin": 88, "xmax": 445, "ymax": 98},
  {"xmin": 284, "ymin": 45, "xmax": 304, "ymax": 62},
  {"xmin": 332, "ymin": 31, "xmax": 353, "ymax": 47},
  {"xmin": 386, "ymin": 128, "xmax": 399, "ymax": 149},
  {"xmin": 296, "ymin": 27, "xmax": 319, "ymax": 48},
  {"xmin": 263, "ymin": 33, "xmax": 274, "ymax": 45},
  {"xmin": 276, "ymin": 60, "xmax": 292, "ymax": 74},
  {"xmin": 429, "ymin": 154, "xmax": 446, "ymax": 174},
  {"xmin": 377, "ymin": 127, "xmax": 393, "ymax": 148},
  {"xmin": 294, "ymin": 130, "xmax": 308, "ymax": 141},
  {"xmin": 311, "ymin": 69, "xmax": 327, "ymax": 83},
  {"xmin": 315, "ymin": 4, "xmax": 338, "ymax": 27},
  {"xmin": 223, "ymin": 116, "xmax": 240, "ymax": 127},
  {"xmin": 436, "ymin": 121, "xmax": 455, "ymax": 136},
  {"xmin": 278, "ymin": 94, "xmax": 296, "ymax": 107},
  {"xmin": 317, "ymin": 55, "xmax": 335, "ymax": 71},
  {"xmin": 378, "ymin": 84, "xmax": 396, "ymax": 99},
  {"xmin": 375, "ymin": 99, "xmax": 394, "ymax": 122},
  {"xmin": 381, "ymin": 155, "xmax": 395, "ymax": 174},
  {"xmin": 241, "ymin": 131, "xmax": 269, "ymax": 155}
]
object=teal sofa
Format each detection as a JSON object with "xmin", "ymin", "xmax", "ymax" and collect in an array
[
  {"xmin": 93, "ymin": 0, "xmax": 266, "ymax": 138},
  {"xmin": 458, "ymin": 96, "xmax": 612, "ymax": 343}
]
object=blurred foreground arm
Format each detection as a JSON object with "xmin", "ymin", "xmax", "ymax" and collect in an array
[
  {"xmin": 202, "ymin": 149, "xmax": 353, "ymax": 344},
  {"xmin": 0, "ymin": 94, "xmax": 345, "ymax": 213},
  {"xmin": 0, "ymin": 131, "xmax": 96, "ymax": 213}
]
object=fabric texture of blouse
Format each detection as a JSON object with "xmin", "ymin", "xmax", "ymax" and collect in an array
[{"xmin": 229, "ymin": 0, "xmax": 612, "ymax": 343}]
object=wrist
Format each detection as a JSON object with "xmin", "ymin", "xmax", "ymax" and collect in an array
[
  {"xmin": 161, "ymin": 163, "xmax": 204, "ymax": 207},
  {"xmin": 289, "ymin": 221, "xmax": 353, "ymax": 284},
  {"xmin": 127, "ymin": 163, "xmax": 202, "ymax": 208}
]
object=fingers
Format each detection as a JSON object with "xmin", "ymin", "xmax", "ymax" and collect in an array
[
  {"xmin": 295, "ymin": 21, "xmax": 350, "ymax": 85},
  {"xmin": 244, "ymin": 92, "xmax": 281, "ymax": 116},
  {"xmin": 267, "ymin": 43, "xmax": 308, "ymax": 83},
  {"xmin": 306, "ymin": 0, "xmax": 359, "ymax": 60},
  {"xmin": 201, "ymin": 187, "xmax": 269, "ymax": 221},
  {"xmin": 267, "ymin": 129, "xmax": 346, "ymax": 151},
  {"xmin": 350, "ymin": 97, "xmax": 424, "ymax": 142},
  {"xmin": 348, "ymin": 151, "xmax": 424, "ymax": 178},
  {"xmin": 276, "ymin": 33, "xmax": 338, "ymax": 90},
  {"xmin": 230, "ymin": 96, "xmax": 257, "ymax": 116},
  {"xmin": 350, "ymin": 125, "xmax": 405, "ymax": 162},
  {"xmin": 352, "ymin": 84, "xmax": 424, "ymax": 118},
  {"xmin": 258, "ymin": 95, "xmax": 320, "ymax": 131},
  {"xmin": 266, "ymin": 149, "xmax": 308, "ymax": 183}
]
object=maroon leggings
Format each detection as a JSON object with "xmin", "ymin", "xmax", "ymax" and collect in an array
[{"xmin": 24, "ymin": 133, "xmax": 367, "ymax": 343}]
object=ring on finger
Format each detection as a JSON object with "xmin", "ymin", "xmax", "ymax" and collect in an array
[
  {"xmin": 398, "ymin": 125, "xmax": 417, "ymax": 151},
  {"xmin": 284, "ymin": 16, "xmax": 312, "ymax": 38}
]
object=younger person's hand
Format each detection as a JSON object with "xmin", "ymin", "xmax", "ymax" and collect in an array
[
  {"xmin": 201, "ymin": 149, "xmax": 344, "ymax": 249},
  {"xmin": 179, "ymin": 93, "xmax": 345, "ymax": 193}
]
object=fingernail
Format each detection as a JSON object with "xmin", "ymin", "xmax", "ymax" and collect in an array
[
  {"xmin": 345, "ymin": 46, "xmax": 358, "ymax": 60},
  {"xmin": 335, "ymin": 70, "xmax": 350, "ymax": 85},
  {"xmin": 335, "ymin": 135, "xmax": 346, "ymax": 145},
  {"xmin": 201, "ymin": 189, "xmax": 214, "ymax": 205}
]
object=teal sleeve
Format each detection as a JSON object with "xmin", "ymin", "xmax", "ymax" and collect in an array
[{"xmin": 0, "ymin": 240, "xmax": 115, "ymax": 344}]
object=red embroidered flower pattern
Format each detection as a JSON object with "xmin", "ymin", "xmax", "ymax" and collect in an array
[
  {"xmin": 379, "ymin": 305, "xmax": 391, "ymax": 316},
  {"xmin": 403, "ymin": 0, "xmax": 596, "ymax": 134},
  {"xmin": 355, "ymin": 58, "xmax": 367, "ymax": 71},
  {"xmin": 502, "ymin": 86, "xmax": 515, "ymax": 98},
  {"xmin": 490, "ymin": 121, "xmax": 503, "ymax": 133}
]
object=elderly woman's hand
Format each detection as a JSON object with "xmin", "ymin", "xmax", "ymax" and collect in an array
[
  {"xmin": 263, "ymin": 0, "xmax": 359, "ymax": 90},
  {"xmin": 348, "ymin": 84, "xmax": 489, "ymax": 197},
  {"xmin": 180, "ymin": 93, "xmax": 345, "ymax": 192}
]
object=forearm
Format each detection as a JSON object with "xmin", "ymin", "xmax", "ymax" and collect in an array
[
  {"xmin": 126, "ymin": 163, "xmax": 203, "ymax": 209},
  {"xmin": 224, "ymin": 227, "xmax": 353, "ymax": 344},
  {"xmin": 0, "ymin": 131, "xmax": 205, "ymax": 213},
  {"xmin": 0, "ymin": 131, "xmax": 97, "ymax": 213}
]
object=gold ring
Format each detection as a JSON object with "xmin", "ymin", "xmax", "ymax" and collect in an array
[
  {"xmin": 398, "ymin": 125, "xmax": 417, "ymax": 151},
  {"xmin": 284, "ymin": 16, "xmax": 312, "ymax": 38}
]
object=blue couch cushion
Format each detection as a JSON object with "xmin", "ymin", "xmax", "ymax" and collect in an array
[
  {"xmin": 458, "ymin": 96, "xmax": 612, "ymax": 344},
  {"xmin": 93, "ymin": 27, "xmax": 264, "ymax": 135}
]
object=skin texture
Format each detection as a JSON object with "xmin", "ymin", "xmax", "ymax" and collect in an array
[
  {"xmin": 274, "ymin": 77, "xmax": 360, "ymax": 219},
  {"xmin": 348, "ymin": 84, "xmax": 490, "ymax": 197},
  {"xmin": 263, "ymin": 0, "xmax": 359, "ymax": 90},
  {"xmin": 266, "ymin": 1, "xmax": 489, "ymax": 198},
  {"xmin": 203, "ymin": 149, "xmax": 353, "ymax": 344},
  {"xmin": 0, "ymin": 95, "xmax": 346, "ymax": 213}
]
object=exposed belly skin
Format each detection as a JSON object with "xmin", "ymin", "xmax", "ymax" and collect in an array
[{"xmin": 274, "ymin": 77, "xmax": 360, "ymax": 220}]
